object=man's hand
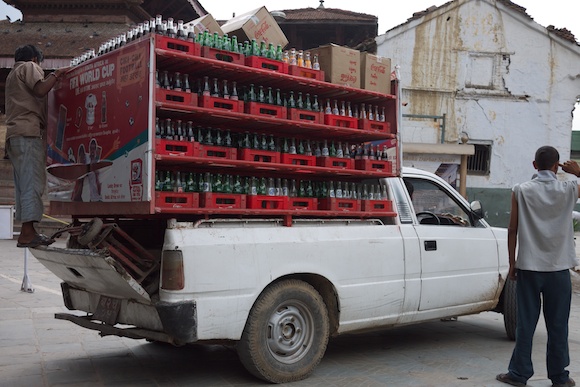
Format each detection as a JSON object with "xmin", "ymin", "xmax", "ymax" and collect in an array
[
  {"xmin": 508, "ymin": 264, "xmax": 517, "ymax": 281},
  {"xmin": 54, "ymin": 66, "xmax": 71, "ymax": 79},
  {"xmin": 560, "ymin": 160, "xmax": 580, "ymax": 177}
]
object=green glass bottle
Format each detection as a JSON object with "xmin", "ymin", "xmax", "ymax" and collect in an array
[
  {"xmin": 248, "ymin": 84, "xmax": 257, "ymax": 102},
  {"xmin": 298, "ymin": 181, "xmax": 307, "ymax": 197},
  {"xmin": 258, "ymin": 177, "xmax": 267, "ymax": 195},
  {"xmin": 186, "ymin": 172, "xmax": 196, "ymax": 192},
  {"xmin": 213, "ymin": 32, "xmax": 221, "ymax": 49},
  {"xmin": 212, "ymin": 174, "xmax": 221, "ymax": 193},
  {"xmin": 222, "ymin": 33, "xmax": 231, "ymax": 51},
  {"xmin": 222, "ymin": 174, "xmax": 232, "ymax": 193},
  {"xmin": 306, "ymin": 180, "xmax": 314, "ymax": 197},
  {"xmin": 231, "ymin": 36, "xmax": 239, "ymax": 53},
  {"xmin": 329, "ymin": 141, "xmax": 337, "ymax": 157},
  {"xmin": 267, "ymin": 87, "xmax": 274, "ymax": 105},
  {"xmin": 252, "ymin": 133, "xmax": 260, "ymax": 149},
  {"xmin": 242, "ymin": 132, "xmax": 251, "ymax": 148},
  {"xmin": 296, "ymin": 92, "xmax": 304, "ymax": 109},
  {"xmin": 297, "ymin": 139, "xmax": 305, "ymax": 155},
  {"xmin": 251, "ymin": 39, "xmax": 259, "ymax": 56},
  {"xmin": 163, "ymin": 171, "xmax": 172, "ymax": 192},
  {"xmin": 288, "ymin": 91, "xmax": 296, "ymax": 108},
  {"xmin": 268, "ymin": 135, "xmax": 276, "ymax": 151},
  {"xmin": 259, "ymin": 41, "xmax": 267, "ymax": 57},
  {"xmin": 155, "ymin": 170, "xmax": 162, "ymax": 191},
  {"xmin": 233, "ymin": 175, "xmax": 243, "ymax": 194}
]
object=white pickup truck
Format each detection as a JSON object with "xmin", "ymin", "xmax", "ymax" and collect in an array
[{"xmin": 31, "ymin": 167, "xmax": 513, "ymax": 383}]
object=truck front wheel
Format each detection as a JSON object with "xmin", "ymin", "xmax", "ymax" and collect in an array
[{"xmin": 237, "ymin": 279, "xmax": 330, "ymax": 383}]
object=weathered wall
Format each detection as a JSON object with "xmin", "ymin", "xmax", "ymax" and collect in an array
[{"xmin": 377, "ymin": 0, "xmax": 580, "ymax": 195}]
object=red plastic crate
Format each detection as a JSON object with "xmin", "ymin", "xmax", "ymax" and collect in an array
[
  {"xmin": 316, "ymin": 157, "xmax": 354, "ymax": 169},
  {"xmin": 156, "ymin": 191, "xmax": 199, "ymax": 208},
  {"xmin": 288, "ymin": 197, "xmax": 318, "ymax": 211},
  {"xmin": 245, "ymin": 56, "xmax": 288, "ymax": 73},
  {"xmin": 358, "ymin": 118, "xmax": 391, "ymax": 133},
  {"xmin": 247, "ymin": 195, "xmax": 288, "ymax": 210},
  {"xmin": 155, "ymin": 138, "xmax": 195, "ymax": 156},
  {"xmin": 156, "ymin": 88, "xmax": 198, "ymax": 106},
  {"xmin": 201, "ymin": 46, "xmax": 244, "ymax": 65},
  {"xmin": 200, "ymin": 192, "xmax": 246, "ymax": 209},
  {"xmin": 155, "ymin": 36, "xmax": 200, "ymax": 56},
  {"xmin": 199, "ymin": 95, "xmax": 244, "ymax": 112},
  {"xmin": 324, "ymin": 114, "xmax": 358, "ymax": 129},
  {"xmin": 288, "ymin": 65, "xmax": 324, "ymax": 81},
  {"xmin": 238, "ymin": 148, "xmax": 281, "ymax": 163},
  {"xmin": 318, "ymin": 198, "xmax": 361, "ymax": 212},
  {"xmin": 354, "ymin": 159, "xmax": 392, "ymax": 172},
  {"xmin": 245, "ymin": 102, "xmax": 287, "ymax": 119},
  {"xmin": 287, "ymin": 108, "xmax": 324, "ymax": 124},
  {"xmin": 194, "ymin": 144, "xmax": 238, "ymax": 160},
  {"xmin": 361, "ymin": 199, "xmax": 394, "ymax": 212},
  {"xmin": 281, "ymin": 153, "xmax": 316, "ymax": 166}
]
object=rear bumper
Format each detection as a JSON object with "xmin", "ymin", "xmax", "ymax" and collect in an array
[{"xmin": 61, "ymin": 284, "xmax": 197, "ymax": 345}]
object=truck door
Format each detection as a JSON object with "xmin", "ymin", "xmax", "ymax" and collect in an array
[{"xmin": 404, "ymin": 177, "xmax": 500, "ymax": 311}]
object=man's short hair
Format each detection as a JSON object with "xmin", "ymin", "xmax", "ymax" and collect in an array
[
  {"xmin": 535, "ymin": 146, "xmax": 559, "ymax": 170},
  {"xmin": 14, "ymin": 45, "xmax": 43, "ymax": 63}
]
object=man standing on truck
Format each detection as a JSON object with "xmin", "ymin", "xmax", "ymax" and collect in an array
[
  {"xmin": 4, "ymin": 45, "xmax": 68, "ymax": 248},
  {"xmin": 497, "ymin": 146, "xmax": 580, "ymax": 387}
]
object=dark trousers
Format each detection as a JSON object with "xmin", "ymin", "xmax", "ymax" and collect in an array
[{"xmin": 508, "ymin": 269, "xmax": 571, "ymax": 384}]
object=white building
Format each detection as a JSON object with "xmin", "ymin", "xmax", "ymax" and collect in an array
[{"xmin": 376, "ymin": 0, "xmax": 580, "ymax": 226}]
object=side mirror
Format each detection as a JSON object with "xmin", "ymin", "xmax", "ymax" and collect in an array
[{"xmin": 470, "ymin": 200, "xmax": 484, "ymax": 220}]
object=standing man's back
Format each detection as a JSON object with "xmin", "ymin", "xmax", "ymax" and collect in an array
[{"xmin": 497, "ymin": 146, "xmax": 580, "ymax": 387}]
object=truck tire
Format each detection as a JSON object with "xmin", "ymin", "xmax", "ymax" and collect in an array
[
  {"xmin": 237, "ymin": 279, "xmax": 330, "ymax": 383},
  {"xmin": 503, "ymin": 277, "xmax": 517, "ymax": 341}
]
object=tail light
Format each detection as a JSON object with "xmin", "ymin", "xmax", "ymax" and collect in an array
[{"xmin": 161, "ymin": 250, "xmax": 184, "ymax": 290}]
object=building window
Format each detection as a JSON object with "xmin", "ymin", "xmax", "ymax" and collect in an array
[
  {"xmin": 465, "ymin": 52, "xmax": 510, "ymax": 93},
  {"xmin": 467, "ymin": 144, "xmax": 491, "ymax": 175}
]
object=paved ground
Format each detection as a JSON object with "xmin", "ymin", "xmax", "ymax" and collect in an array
[{"xmin": 2, "ymin": 238, "xmax": 580, "ymax": 386}]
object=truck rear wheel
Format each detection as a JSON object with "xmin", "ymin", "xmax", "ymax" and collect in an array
[
  {"xmin": 503, "ymin": 277, "xmax": 517, "ymax": 341},
  {"xmin": 237, "ymin": 279, "xmax": 330, "ymax": 383}
]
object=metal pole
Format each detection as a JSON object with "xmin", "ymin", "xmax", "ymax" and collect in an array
[
  {"xmin": 21, "ymin": 248, "xmax": 34, "ymax": 293},
  {"xmin": 395, "ymin": 65, "xmax": 402, "ymax": 176},
  {"xmin": 460, "ymin": 154, "xmax": 468, "ymax": 199}
]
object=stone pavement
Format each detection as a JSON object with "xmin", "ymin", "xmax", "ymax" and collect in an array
[{"xmin": 1, "ymin": 238, "xmax": 580, "ymax": 386}]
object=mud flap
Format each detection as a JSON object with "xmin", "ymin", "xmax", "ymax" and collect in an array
[{"xmin": 156, "ymin": 301, "xmax": 197, "ymax": 345}]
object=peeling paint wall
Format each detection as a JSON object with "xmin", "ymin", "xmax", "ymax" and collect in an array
[{"xmin": 377, "ymin": 0, "xmax": 580, "ymax": 192}]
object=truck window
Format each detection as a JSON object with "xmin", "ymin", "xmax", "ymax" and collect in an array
[{"xmin": 405, "ymin": 178, "xmax": 471, "ymax": 227}]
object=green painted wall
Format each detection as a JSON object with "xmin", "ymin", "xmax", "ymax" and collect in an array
[
  {"xmin": 466, "ymin": 187, "xmax": 511, "ymax": 228},
  {"xmin": 467, "ymin": 186, "xmax": 580, "ymax": 228}
]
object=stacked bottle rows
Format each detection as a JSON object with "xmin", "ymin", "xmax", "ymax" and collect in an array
[
  {"xmin": 71, "ymin": 14, "xmax": 320, "ymax": 73},
  {"xmin": 156, "ymin": 170, "xmax": 389, "ymax": 204},
  {"xmin": 156, "ymin": 119, "xmax": 390, "ymax": 161},
  {"xmin": 158, "ymin": 71, "xmax": 388, "ymax": 124}
]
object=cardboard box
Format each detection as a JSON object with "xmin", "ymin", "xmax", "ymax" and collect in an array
[
  {"xmin": 310, "ymin": 44, "xmax": 360, "ymax": 89},
  {"xmin": 361, "ymin": 53, "xmax": 391, "ymax": 93},
  {"xmin": 186, "ymin": 14, "xmax": 224, "ymax": 36},
  {"xmin": 220, "ymin": 6, "xmax": 289, "ymax": 49}
]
